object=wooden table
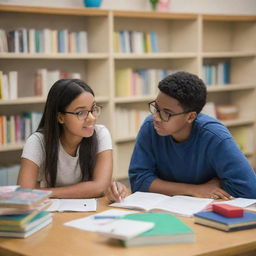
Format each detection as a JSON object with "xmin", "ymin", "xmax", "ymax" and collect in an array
[{"xmin": 0, "ymin": 198, "xmax": 256, "ymax": 256}]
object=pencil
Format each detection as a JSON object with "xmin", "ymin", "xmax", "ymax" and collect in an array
[{"xmin": 114, "ymin": 179, "xmax": 122, "ymax": 201}]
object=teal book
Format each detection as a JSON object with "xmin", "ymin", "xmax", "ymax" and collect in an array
[
  {"xmin": 0, "ymin": 211, "xmax": 51, "ymax": 231},
  {"xmin": 0, "ymin": 209, "xmax": 42, "ymax": 226},
  {"xmin": 120, "ymin": 212, "xmax": 195, "ymax": 247},
  {"xmin": 0, "ymin": 188, "xmax": 51, "ymax": 209},
  {"xmin": 194, "ymin": 211, "xmax": 256, "ymax": 232},
  {"xmin": 0, "ymin": 213, "xmax": 52, "ymax": 238}
]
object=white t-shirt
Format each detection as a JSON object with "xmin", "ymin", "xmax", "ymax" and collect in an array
[{"xmin": 21, "ymin": 125, "xmax": 112, "ymax": 188}]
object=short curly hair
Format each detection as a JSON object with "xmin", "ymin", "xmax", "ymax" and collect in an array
[{"xmin": 158, "ymin": 71, "xmax": 207, "ymax": 114}]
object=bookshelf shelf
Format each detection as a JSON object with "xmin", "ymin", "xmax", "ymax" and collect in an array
[
  {"xmin": 0, "ymin": 143, "xmax": 24, "ymax": 152},
  {"xmin": 244, "ymin": 151, "xmax": 254, "ymax": 157},
  {"xmin": 207, "ymin": 84, "xmax": 256, "ymax": 92},
  {"xmin": 115, "ymin": 136, "xmax": 137, "ymax": 143},
  {"xmin": 202, "ymin": 52, "xmax": 255, "ymax": 58},
  {"xmin": 0, "ymin": 96, "xmax": 108, "ymax": 106},
  {"xmin": 0, "ymin": 97, "xmax": 46, "ymax": 105},
  {"xmin": 114, "ymin": 96, "xmax": 155, "ymax": 104},
  {"xmin": 0, "ymin": 5, "xmax": 255, "ymax": 181},
  {"xmin": 113, "ymin": 53, "xmax": 197, "ymax": 59},
  {"xmin": 223, "ymin": 118, "xmax": 255, "ymax": 127},
  {"xmin": 0, "ymin": 53, "xmax": 109, "ymax": 59}
]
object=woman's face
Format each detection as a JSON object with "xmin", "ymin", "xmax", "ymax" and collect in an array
[{"xmin": 58, "ymin": 92, "xmax": 97, "ymax": 140}]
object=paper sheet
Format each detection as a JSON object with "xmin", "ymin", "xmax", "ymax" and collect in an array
[
  {"xmin": 46, "ymin": 198, "xmax": 97, "ymax": 212},
  {"xmin": 213, "ymin": 198, "xmax": 256, "ymax": 208},
  {"xmin": 64, "ymin": 209, "xmax": 136, "ymax": 232}
]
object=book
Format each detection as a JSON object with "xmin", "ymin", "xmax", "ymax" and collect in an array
[
  {"xmin": 110, "ymin": 192, "xmax": 213, "ymax": 217},
  {"xmin": 0, "ymin": 185, "xmax": 19, "ymax": 194},
  {"xmin": 0, "ymin": 216, "xmax": 52, "ymax": 238},
  {"xmin": 0, "ymin": 209, "xmax": 42, "ymax": 226},
  {"xmin": 119, "ymin": 213, "xmax": 195, "ymax": 247},
  {"xmin": 0, "ymin": 188, "xmax": 51, "ymax": 209},
  {"xmin": 96, "ymin": 219, "xmax": 155, "ymax": 240},
  {"xmin": 0, "ymin": 199, "xmax": 52, "ymax": 216},
  {"xmin": 46, "ymin": 198, "xmax": 97, "ymax": 212},
  {"xmin": 0, "ymin": 211, "xmax": 51, "ymax": 231},
  {"xmin": 194, "ymin": 211, "xmax": 256, "ymax": 232}
]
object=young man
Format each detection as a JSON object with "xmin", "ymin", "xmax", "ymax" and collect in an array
[{"xmin": 128, "ymin": 71, "xmax": 256, "ymax": 200}]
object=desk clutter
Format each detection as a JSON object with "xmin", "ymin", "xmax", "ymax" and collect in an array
[
  {"xmin": 65, "ymin": 209, "xmax": 195, "ymax": 247},
  {"xmin": 1, "ymin": 186, "xmax": 256, "ymax": 244},
  {"xmin": 0, "ymin": 186, "xmax": 52, "ymax": 238}
]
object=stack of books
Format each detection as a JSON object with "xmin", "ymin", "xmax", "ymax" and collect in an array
[
  {"xmin": 194, "ymin": 210, "xmax": 256, "ymax": 232},
  {"xmin": 0, "ymin": 186, "xmax": 52, "ymax": 238}
]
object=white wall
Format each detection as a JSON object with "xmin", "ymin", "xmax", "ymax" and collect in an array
[{"xmin": 0, "ymin": 0, "xmax": 255, "ymax": 15}]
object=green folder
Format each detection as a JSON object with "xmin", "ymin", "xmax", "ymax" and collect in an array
[{"xmin": 120, "ymin": 212, "xmax": 195, "ymax": 247}]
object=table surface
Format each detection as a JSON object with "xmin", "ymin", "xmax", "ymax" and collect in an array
[{"xmin": 0, "ymin": 198, "xmax": 256, "ymax": 256}]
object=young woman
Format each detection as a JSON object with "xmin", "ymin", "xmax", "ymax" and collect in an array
[{"xmin": 18, "ymin": 79, "xmax": 127, "ymax": 200}]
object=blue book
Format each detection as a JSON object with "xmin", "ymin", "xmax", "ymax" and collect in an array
[
  {"xmin": 194, "ymin": 211, "xmax": 256, "ymax": 232},
  {"xmin": 150, "ymin": 32, "xmax": 158, "ymax": 53},
  {"xmin": 223, "ymin": 62, "xmax": 230, "ymax": 84}
]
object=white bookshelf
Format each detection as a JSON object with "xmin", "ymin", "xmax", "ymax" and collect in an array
[{"xmin": 0, "ymin": 5, "xmax": 255, "ymax": 180}]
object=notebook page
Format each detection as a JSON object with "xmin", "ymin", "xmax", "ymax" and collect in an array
[
  {"xmin": 152, "ymin": 196, "xmax": 213, "ymax": 217},
  {"xmin": 213, "ymin": 198, "xmax": 256, "ymax": 208},
  {"xmin": 110, "ymin": 192, "xmax": 169, "ymax": 211}
]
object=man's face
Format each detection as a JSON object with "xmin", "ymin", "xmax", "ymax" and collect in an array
[{"xmin": 152, "ymin": 92, "xmax": 195, "ymax": 141}]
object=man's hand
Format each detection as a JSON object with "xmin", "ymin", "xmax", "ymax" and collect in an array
[
  {"xmin": 191, "ymin": 178, "xmax": 233, "ymax": 200},
  {"xmin": 104, "ymin": 181, "xmax": 128, "ymax": 203}
]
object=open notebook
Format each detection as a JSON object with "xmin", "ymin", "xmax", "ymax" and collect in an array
[
  {"xmin": 46, "ymin": 199, "xmax": 97, "ymax": 212},
  {"xmin": 110, "ymin": 192, "xmax": 213, "ymax": 217}
]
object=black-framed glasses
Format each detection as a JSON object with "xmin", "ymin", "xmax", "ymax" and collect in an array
[
  {"xmin": 62, "ymin": 105, "xmax": 102, "ymax": 121},
  {"xmin": 148, "ymin": 101, "xmax": 189, "ymax": 122}
]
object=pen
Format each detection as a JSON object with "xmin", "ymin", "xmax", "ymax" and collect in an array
[
  {"xmin": 114, "ymin": 180, "xmax": 122, "ymax": 201},
  {"xmin": 94, "ymin": 215, "xmax": 119, "ymax": 219}
]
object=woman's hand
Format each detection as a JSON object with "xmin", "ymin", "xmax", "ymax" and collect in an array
[{"xmin": 105, "ymin": 181, "xmax": 128, "ymax": 202}]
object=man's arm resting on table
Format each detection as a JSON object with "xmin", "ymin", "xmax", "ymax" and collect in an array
[{"xmin": 149, "ymin": 178, "xmax": 232, "ymax": 200}]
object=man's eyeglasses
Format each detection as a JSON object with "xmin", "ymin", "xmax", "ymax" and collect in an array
[
  {"xmin": 62, "ymin": 105, "xmax": 102, "ymax": 121},
  {"xmin": 148, "ymin": 101, "xmax": 189, "ymax": 122}
]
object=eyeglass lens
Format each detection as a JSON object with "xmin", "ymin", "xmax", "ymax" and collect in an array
[{"xmin": 77, "ymin": 106, "xmax": 101, "ymax": 120}]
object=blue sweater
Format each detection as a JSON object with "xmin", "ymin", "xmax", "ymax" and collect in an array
[{"xmin": 129, "ymin": 114, "xmax": 256, "ymax": 198}]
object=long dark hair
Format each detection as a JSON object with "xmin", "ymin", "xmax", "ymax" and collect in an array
[{"xmin": 37, "ymin": 79, "xmax": 98, "ymax": 187}]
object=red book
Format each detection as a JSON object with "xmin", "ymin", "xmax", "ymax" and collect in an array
[{"xmin": 212, "ymin": 204, "xmax": 244, "ymax": 218}]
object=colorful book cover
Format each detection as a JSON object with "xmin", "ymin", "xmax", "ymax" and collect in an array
[
  {"xmin": 0, "ymin": 188, "xmax": 51, "ymax": 209},
  {"xmin": 0, "ymin": 216, "xmax": 52, "ymax": 238},
  {"xmin": 0, "ymin": 209, "xmax": 41, "ymax": 226},
  {"xmin": 0, "ymin": 211, "xmax": 51, "ymax": 231}
]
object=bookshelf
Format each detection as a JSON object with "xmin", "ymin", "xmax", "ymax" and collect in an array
[{"xmin": 0, "ymin": 5, "xmax": 255, "ymax": 182}]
